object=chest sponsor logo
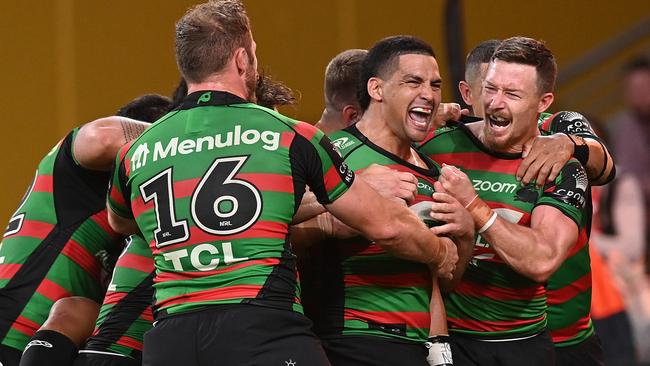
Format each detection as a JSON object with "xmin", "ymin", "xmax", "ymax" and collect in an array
[
  {"xmin": 472, "ymin": 179, "xmax": 518, "ymax": 194},
  {"xmin": 131, "ymin": 125, "xmax": 280, "ymax": 171}
]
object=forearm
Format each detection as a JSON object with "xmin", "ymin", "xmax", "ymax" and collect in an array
[
  {"xmin": 480, "ymin": 221, "xmax": 555, "ymax": 281},
  {"xmin": 292, "ymin": 191, "xmax": 326, "ymax": 224},
  {"xmin": 327, "ymin": 179, "xmax": 448, "ymax": 266},
  {"xmin": 440, "ymin": 235, "xmax": 474, "ymax": 292},
  {"xmin": 581, "ymin": 137, "xmax": 615, "ymax": 185},
  {"xmin": 429, "ymin": 276, "xmax": 448, "ymax": 335},
  {"xmin": 373, "ymin": 210, "xmax": 445, "ymax": 265},
  {"xmin": 465, "ymin": 199, "xmax": 570, "ymax": 282}
]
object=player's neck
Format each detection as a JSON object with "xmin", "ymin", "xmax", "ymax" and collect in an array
[
  {"xmin": 187, "ymin": 73, "xmax": 249, "ymax": 101},
  {"xmin": 357, "ymin": 111, "xmax": 415, "ymax": 163}
]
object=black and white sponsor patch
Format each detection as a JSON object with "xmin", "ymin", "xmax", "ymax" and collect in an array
[
  {"xmin": 551, "ymin": 111, "xmax": 596, "ymax": 136},
  {"xmin": 544, "ymin": 163, "xmax": 588, "ymax": 209},
  {"xmin": 24, "ymin": 339, "xmax": 53, "ymax": 351}
]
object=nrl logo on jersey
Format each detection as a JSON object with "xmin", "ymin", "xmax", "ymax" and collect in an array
[
  {"xmin": 130, "ymin": 125, "xmax": 280, "ymax": 171},
  {"xmin": 331, "ymin": 136, "xmax": 355, "ymax": 151}
]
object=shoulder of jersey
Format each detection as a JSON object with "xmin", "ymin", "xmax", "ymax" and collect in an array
[
  {"xmin": 432, "ymin": 123, "xmax": 462, "ymax": 138},
  {"xmin": 329, "ymin": 130, "xmax": 360, "ymax": 155}
]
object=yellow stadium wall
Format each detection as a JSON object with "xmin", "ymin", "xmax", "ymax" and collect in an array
[{"xmin": 1, "ymin": 0, "xmax": 649, "ymax": 224}]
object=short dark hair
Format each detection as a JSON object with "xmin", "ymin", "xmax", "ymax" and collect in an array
[
  {"xmin": 358, "ymin": 35, "xmax": 435, "ymax": 111},
  {"xmin": 324, "ymin": 49, "xmax": 367, "ymax": 110},
  {"xmin": 116, "ymin": 94, "xmax": 173, "ymax": 122},
  {"xmin": 491, "ymin": 36, "xmax": 557, "ymax": 94},
  {"xmin": 465, "ymin": 39, "xmax": 501, "ymax": 83},
  {"xmin": 175, "ymin": 0, "xmax": 252, "ymax": 83},
  {"xmin": 255, "ymin": 73, "xmax": 295, "ymax": 109},
  {"xmin": 623, "ymin": 55, "xmax": 650, "ymax": 75}
]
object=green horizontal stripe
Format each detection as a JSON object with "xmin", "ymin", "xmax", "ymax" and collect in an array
[
  {"xmin": 445, "ymin": 291, "xmax": 546, "ymax": 322},
  {"xmin": 547, "ymin": 246, "xmax": 590, "ymax": 290},
  {"xmin": 547, "ymin": 290, "xmax": 591, "ymax": 331},
  {"xmin": 344, "ymin": 286, "xmax": 430, "ymax": 312}
]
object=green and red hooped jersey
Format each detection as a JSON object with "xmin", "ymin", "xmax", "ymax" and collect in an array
[
  {"xmin": 0, "ymin": 129, "xmax": 122, "ymax": 351},
  {"xmin": 310, "ymin": 125, "xmax": 439, "ymax": 343},
  {"xmin": 539, "ymin": 112, "xmax": 596, "ymax": 346},
  {"xmin": 108, "ymin": 91, "xmax": 354, "ymax": 318},
  {"xmin": 82, "ymin": 235, "xmax": 154, "ymax": 361},
  {"xmin": 418, "ymin": 121, "xmax": 588, "ymax": 339}
]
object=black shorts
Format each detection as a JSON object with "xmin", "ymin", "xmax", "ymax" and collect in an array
[
  {"xmin": 593, "ymin": 311, "xmax": 637, "ymax": 365},
  {"xmin": 321, "ymin": 336, "xmax": 428, "ymax": 366},
  {"xmin": 73, "ymin": 352, "xmax": 140, "ymax": 366},
  {"xmin": 0, "ymin": 344, "xmax": 21, "ymax": 366},
  {"xmin": 450, "ymin": 331, "xmax": 555, "ymax": 366},
  {"xmin": 555, "ymin": 334, "xmax": 604, "ymax": 366},
  {"xmin": 142, "ymin": 304, "xmax": 330, "ymax": 366}
]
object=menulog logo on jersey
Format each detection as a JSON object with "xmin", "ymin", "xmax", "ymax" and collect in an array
[{"xmin": 131, "ymin": 125, "xmax": 280, "ymax": 171}]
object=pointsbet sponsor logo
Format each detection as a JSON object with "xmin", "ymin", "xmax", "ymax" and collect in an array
[
  {"xmin": 131, "ymin": 125, "xmax": 280, "ymax": 171},
  {"xmin": 472, "ymin": 179, "xmax": 518, "ymax": 194}
]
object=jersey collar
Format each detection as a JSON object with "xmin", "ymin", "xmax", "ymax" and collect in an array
[{"xmin": 176, "ymin": 90, "xmax": 249, "ymax": 110}]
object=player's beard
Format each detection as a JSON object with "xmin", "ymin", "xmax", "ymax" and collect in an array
[{"xmin": 244, "ymin": 65, "xmax": 257, "ymax": 103}]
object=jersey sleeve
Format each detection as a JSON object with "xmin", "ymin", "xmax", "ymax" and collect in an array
[
  {"xmin": 289, "ymin": 122, "xmax": 354, "ymax": 204},
  {"xmin": 539, "ymin": 111, "xmax": 600, "ymax": 141},
  {"xmin": 535, "ymin": 159, "xmax": 587, "ymax": 227},
  {"xmin": 107, "ymin": 144, "xmax": 134, "ymax": 219}
]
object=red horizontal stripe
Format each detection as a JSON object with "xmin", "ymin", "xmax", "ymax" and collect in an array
[
  {"xmin": 238, "ymin": 173, "xmax": 294, "ymax": 193},
  {"xmin": 547, "ymin": 273, "xmax": 592, "ymax": 305},
  {"xmin": 157, "ymin": 284, "xmax": 263, "ymax": 308},
  {"xmin": 173, "ymin": 174, "xmax": 295, "ymax": 197},
  {"xmin": 131, "ymin": 195, "xmax": 150, "ymax": 219},
  {"xmin": 344, "ymin": 308, "xmax": 430, "ymax": 329},
  {"xmin": 565, "ymin": 229, "xmax": 588, "ymax": 258},
  {"xmin": 118, "ymin": 253, "xmax": 154, "ymax": 273},
  {"xmin": 141, "ymin": 308, "xmax": 154, "ymax": 322},
  {"xmin": 109, "ymin": 188, "xmax": 128, "ymax": 213},
  {"xmin": 90, "ymin": 211, "xmax": 120, "ymax": 239},
  {"xmin": 61, "ymin": 239, "xmax": 101, "ymax": 282},
  {"xmin": 294, "ymin": 122, "xmax": 318, "ymax": 142},
  {"xmin": 116, "ymin": 335, "xmax": 143, "ymax": 351},
  {"xmin": 344, "ymin": 272, "xmax": 430, "ymax": 288},
  {"xmin": 103, "ymin": 291, "xmax": 128, "ymax": 305},
  {"xmin": 448, "ymin": 315, "xmax": 545, "ymax": 333},
  {"xmin": 428, "ymin": 152, "xmax": 521, "ymax": 175},
  {"xmin": 0, "ymin": 263, "xmax": 21, "ymax": 279},
  {"xmin": 323, "ymin": 164, "xmax": 344, "ymax": 193},
  {"xmin": 153, "ymin": 221, "xmax": 287, "ymax": 253},
  {"xmin": 455, "ymin": 280, "xmax": 545, "ymax": 302},
  {"xmin": 16, "ymin": 220, "xmax": 54, "ymax": 240},
  {"xmin": 173, "ymin": 178, "xmax": 200, "ymax": 198},
  {"xmin": 36, "ymin": 279, "xmax": 71, "ymax": 301},
  {"xmin": 12, "ymin": 315, "xmax": 40, "ymax": 336},
  {"xmin": 120, "ymin": 142, "xmax": 134, "ymax": 176},
  {"xmin": 155, "ymin": 258, "xmax": 279, "ymax": 282},
  {"xmin": 549, "ymin": 316, "xmax": 592, "ymax": 343},
  {"xmin": 338, "ymin": 242, "xmax": 384, "ymax": 258},
  {"xmin": 33, "ymin": 175, "xmax": 53, "ymax": 193},
  {"xmin": 280, "ymin": 131, "xmax": 294, "ymax": 148}
]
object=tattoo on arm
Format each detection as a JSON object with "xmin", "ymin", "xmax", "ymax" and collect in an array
[{"xmin": 120, "ymin": 118, "xmax": 146, "ymax": 142}]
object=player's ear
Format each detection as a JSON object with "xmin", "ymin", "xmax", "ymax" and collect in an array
[
  {"xmin": 341, "ymin": 105, "xmax": 360, "ymax": 126},
  {"xmin": 537, "ymin": 92, "xmax": 554, "ymax": 114},
  {"xmin": 458, "ymin": 81, "xmax": 473, "ymax": 106},
  {"xmin": 234, "ymin": 47, "xmax": 248, "ymax": 75},
  {"xmin": 367, "ymin": 77, "xmax": 383, "ymax": 103}
]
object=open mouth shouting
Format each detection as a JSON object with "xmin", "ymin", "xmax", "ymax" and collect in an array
[
  {"xmin": 408, "ymin": 105, "xmax": 433, "ymax": 130},
  {"xmin": 486, "ymin": 113, "xmax": 511, "ymax": 131}
]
